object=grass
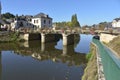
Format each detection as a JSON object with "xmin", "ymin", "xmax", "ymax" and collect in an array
[{"xmin": 82, "ymin": 43, "xmax": 98, "ymax": 80}]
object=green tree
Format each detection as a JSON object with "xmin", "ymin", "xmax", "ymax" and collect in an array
[
  {"xmin": 1, "ymin": 12, "xmax": 15, "ymax": 20},
  {"xmin": 71, "ymin": 14, "xmax": 80, "ymax": 27},
  {"xmin": 67, "ymin": 22, "xmax": 72, "ymax": 27}
]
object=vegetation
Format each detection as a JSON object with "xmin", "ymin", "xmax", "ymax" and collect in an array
[
  {"xmin": 1, "ymin": 12, "xmax": 15, "ymax": 20},
  {"xmin": 98, "ymin": 22, "xmax": 108, "ymax": 30},
  {"xmin": 54, "ymin": 14, "xmax": 80, "ymax": 28},
  {"xmin": 82, "ymin": 43, "xmax": 98, "ymax": 80},
  {"xmin": 108, "ymin": 36, "xmax": 120, "ymax": 57},
  {"xmin": 82, "ymin": 21, "xmax": 110, "ymax": 31},
  {"xmin": 71, "ymin": 14, "xmax": 80, "ymax": 27},
  {"xmin": 0, "ymin": 32, "xmax": 19, "ymax": 42}
]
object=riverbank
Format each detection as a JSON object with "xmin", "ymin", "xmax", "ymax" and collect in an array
[
  {"xmin": 82, "ymin": 43, "xmax": 98, "ymax": 80},
  {"xmin": 0, "ymin": 31, "xmax": 20, "ymax": 42},
  {"xmin": 107, "ymin": 36, "xmax": 120, "ymax": 57}
]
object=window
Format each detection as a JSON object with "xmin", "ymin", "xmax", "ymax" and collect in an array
[
  {"xmin": 37, "ymin": 20, "xmax": 38, "ymax": 23},
  {"xmin": 49, "ymin": 20, "xmax": 51, "ymax": 24},
  {"xmin": 34, "ymin": 20, "xmax": 35, "ymax": 23},
  {"xmin": 29, "ymin": 19, "xmax": 32, "ymax": 21},
  {"xmin": 44, "ymin": 20, "xmax": 46, "ymax": 24}
]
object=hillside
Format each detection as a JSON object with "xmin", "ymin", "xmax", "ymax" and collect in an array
[{"xmin": 108, "ymin": 36, "xmax": 120, "ymax": 56}]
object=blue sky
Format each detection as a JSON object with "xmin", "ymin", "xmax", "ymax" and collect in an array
[{"xmin": 1, "ymin": 0, "xmax": 120, "ymax": 26}]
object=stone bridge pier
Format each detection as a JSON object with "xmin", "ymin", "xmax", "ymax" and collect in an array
[
  {"xmin": 62, "ymin": 33, "xmax": 75, "ymax": 45},
  {"xmin": 41, "ymin": 33, "xmax": 75, "ymax": 45},
  {"xmin": 41, "ymin": 33, "xmax": 57, "ymax": 43},
  {"xmin": 19, "ymin": 33, "xmax": 78, "ymax": 46}
]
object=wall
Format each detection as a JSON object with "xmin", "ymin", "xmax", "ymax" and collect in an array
[
  {"xmin": 63, "ymin": 34, "xmax": 75, "ymax": 45},
  {"xmin": 32, "ymin": 18, "xmax": 41, "ymax": 28},
  {"xmin": 100, "ymin": 33, "xmax": 118, "ymax": 43},
  {"xmin": 41, "ymin": 18, "xmax": 52, "ymax": 28},
  {"xmin": 112, "ymin": 20, "xmax": 120, "ymax": 28},
  {"xmin": 44, "ymin": 34, "xmax": 55, "ymax": 42},
  {"xmin": 32, "ymin": 17, "xmax": 52, "ymax": 28},
  {"xmin": 19, "ymin": 33, "xmax": 41, "ymax": 41}
]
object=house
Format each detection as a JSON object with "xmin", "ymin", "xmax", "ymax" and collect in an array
[
  {"xmin": 11, "ymin": 15, "xmax": 33, "ymax": 30},
  {"xmin": 112, "ymin": 18, "xmax": 120, "ymax": 28},
  {"xmin": 32, "ymin": 13, "xmax": 52, "ymax": 29},
  {"xmin": 111, "ymin": 18, "xmax": 120, "ymax": 33},
  {"xmin": 11, "ymin": 13, "xmax": 53, "ymax": 31}
]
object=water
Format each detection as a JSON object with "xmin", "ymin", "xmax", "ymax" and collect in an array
[{"xmin": 0, "ymin": 34, "xmax": 92, "ymax": 80}]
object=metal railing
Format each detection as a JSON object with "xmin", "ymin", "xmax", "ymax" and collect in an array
[{"xmin": 93, "ymin": 39, "xmax": 120, "ymax": 80}]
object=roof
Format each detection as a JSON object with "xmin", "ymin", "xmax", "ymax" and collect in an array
[
  {"xmin": 33, "ymin": 13, "xmax": 52, "ymax": 19},
  {"xmin": 114, "ymin": 18, "xmax": 120, "ymax": 21},
  {"xmin": 0, "ymin": 20, "xmax": 10, "ymax": 25},
  {"xmin": 15, "ymin": 15, "xmax": 33, "ymax": 21}
]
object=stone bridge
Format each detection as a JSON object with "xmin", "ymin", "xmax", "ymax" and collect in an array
[{"xmin": 19, "ymin": 32, "xmax": 80, "ymax": 46}]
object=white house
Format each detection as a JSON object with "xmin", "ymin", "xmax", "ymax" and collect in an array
[
  {"xmin": 11, "ymin": 15, "xmax": 33, "ymax": 30},
  {"xmin": 112, "ymin": 18, "xmax": 120, "ymax": 28},
  {"xmin": 11, "ymin": 13, "xmax": 52, "ymax": 30},
  {"xmin": 32, "ymin": 13, "xmax": 52, "ymax": 28}
]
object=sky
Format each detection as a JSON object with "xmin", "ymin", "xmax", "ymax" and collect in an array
[{"xmin": 1, "ymin": 0, "xmax": 120, "ymax": 26}]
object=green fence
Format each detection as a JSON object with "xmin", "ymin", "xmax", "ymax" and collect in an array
[{"xmin": 93, "ymin": 39, "xmax": 120, "ymax": 80}]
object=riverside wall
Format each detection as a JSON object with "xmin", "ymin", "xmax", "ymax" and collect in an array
[
  {"xmin": 19, "ymin": 33, "xmax": 41, "ymax": 41},
  {"xmin": 100, "ymin": 33, "xmax": 118, "ymax": 43}
]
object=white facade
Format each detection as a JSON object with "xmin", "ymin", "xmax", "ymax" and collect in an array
[
  {"xmin": 11, "ymin": 20, "xmax": 33, "ymax": 30},
  {"xmin": 11, "ymin": 13, "xmax": 52, "ymax": 30},
  {"xmin": 112, "ymin": 19, "xmax": 120, "ymax": 28},
  {"xmin": 32, "ymin": 18, "xmax": 52, "ymax": 28},
  {"xmin": 32, "ymin": 13, "xmax": 52, "ymax": 28}
]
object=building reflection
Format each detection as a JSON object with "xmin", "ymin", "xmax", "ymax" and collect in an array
[
  {"xmin": 62, "ymin": 45, "xmax": 68, "ymax": 55},
  {"xmin": 41, "ymin": 43, "xmax": 45, "ymax": 52},
  {"xmin": 19, "ymin": 40, "xmax": 86, "ymax": 66},
  {"xmin": 0, "ymin": 36, "xmax": 86, "ymax": 66}
]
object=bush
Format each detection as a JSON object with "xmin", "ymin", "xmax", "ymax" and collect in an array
[{"xmin": 86, "ymin": 52, "xmax": 92, "ymax": 61}]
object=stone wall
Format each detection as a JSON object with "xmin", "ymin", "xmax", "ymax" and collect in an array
[
  {"xmin": 67, "ymin": 34, "xmax": 75, "ymax": 45},
  {"xmin": 44, "ymin": 34, "xmax": 56, "ymax": 42},
  {"xmin": 19, "ymin": 33, "xmax": 41, "ymax": 41}
]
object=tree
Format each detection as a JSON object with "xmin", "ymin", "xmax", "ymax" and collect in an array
[
  {"xmin": 71, "ymin": 14, "xmax": 80, "ymax": 27},
  {"xmin": 53, "ymin": 14, "xmax": 81, "ymax": 28},
  {"xmin": 1, "ymin": 12, "xmax": 15, "ymax": 20},
  {"xmin": 98, "ymin": 22, "xmax": 107, "ymax": 30}
]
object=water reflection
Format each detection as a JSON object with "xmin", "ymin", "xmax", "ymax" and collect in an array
[
  {"xmin": 0, "ymin": 52, "xmax": 2, "ymax": 80},
  {"xmin": 0, "ymin": 34, "xmax": 92, "ymax": 80},
  {"xmin": 17, "ymin": 40, "xmax": 86, "ymax": 66}
]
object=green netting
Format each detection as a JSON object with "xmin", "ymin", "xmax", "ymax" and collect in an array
[{"xmin": 93, "ymin": 39, "xmax": 120, "ymax": 80}]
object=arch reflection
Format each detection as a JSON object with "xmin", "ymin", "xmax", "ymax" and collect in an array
[{"xmin": 0, "ymin": 39, "xmax": 86, "ymax": 66}]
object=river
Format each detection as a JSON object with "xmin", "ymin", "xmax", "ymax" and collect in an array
[{"xmin": 0, "ymin": 34, "xmax": 93, "ymax": 80}]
